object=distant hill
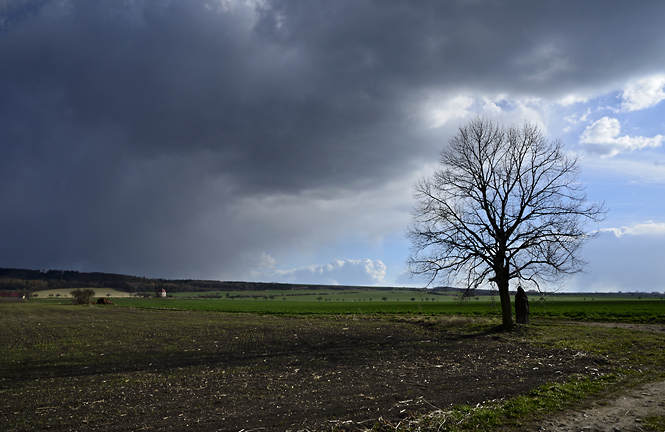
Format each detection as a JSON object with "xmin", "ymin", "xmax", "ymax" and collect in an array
[
  {"xmin": 2, "ymin": 267, "xmax": 659, "ymax": 298},
  {"xmin": 0, "ymin": 267, "xmax": 402, "ymax": 295}
]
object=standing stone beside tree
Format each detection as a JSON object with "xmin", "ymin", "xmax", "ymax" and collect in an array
[{"xmin": 408, "ymin": 118, "xmax": 605, "ymax": 330}]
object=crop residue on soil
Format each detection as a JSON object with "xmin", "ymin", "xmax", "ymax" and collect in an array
[{"xmin": 1, "ymin": 306, "xmax": 613, "ymax": 431}]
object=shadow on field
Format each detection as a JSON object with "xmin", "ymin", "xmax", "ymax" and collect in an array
[{"xmin": 2, "ymin": 309, "xmax": 612, "ymax": 432}]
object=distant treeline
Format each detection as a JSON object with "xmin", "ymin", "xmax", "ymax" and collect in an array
[
  {"xmin": 0, "ymin": 268, "xmax": 400, "ymax": 294},
  {"xmin": 4, "ymin": 267, "xmax": 658, "ymax": 297}
]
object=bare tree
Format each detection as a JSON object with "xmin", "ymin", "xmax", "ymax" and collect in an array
[{"xmin": 407, "ymin": 118, "xmax": 605, "ymax": 329}]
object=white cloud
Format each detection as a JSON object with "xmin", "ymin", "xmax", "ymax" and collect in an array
[
  {"xmin": 559, "ymin": 94, "xmax": 589, "ymax": 106},
  {"xmin": 419, "ymin": 93, "xmax": 550, "ymax": 138},
  {"xmin": 596, "ymin": 227, "xmax": 623, "ymax": 238},
  {"xmin": 624, "ymin": 222, "xmax": 665, "ymax": 236},
  {"xmin": 480, "ymin": 98, "xmax": 503, "ymax": 115},
  {"xmin": 423, "ymin": 95, "xmax": 475, "ymax": 128},
  {"xmin": 599, "ymin": 222, "xmax": 665, "ymax": 237},
  {"xmin": 494, "ymin": 99, "xmax": 548, "ymax": 133},
  {"xmin": 272, "ymin": 259, "xmax": 387, "ymax": 286},
  {"xmin": 562, "ymin": 108, "xmax": 592, "ymax": 133},
  {"xmin": 621, "ymin": 74, "xmax": 665, "ymax": 112},
  {"xmin": 245, "ymin": 251, "xmax": 277, "ymax": 273},
  {"xmin": 580, "ymin": 117, "xmax": 663, "ymax": 156},
  {"xmin": 564, "ymin": 108, "xmax": 591, "ymax": 125}
]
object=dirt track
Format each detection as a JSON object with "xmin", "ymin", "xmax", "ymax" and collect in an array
[{"xmin": 534, "ymin": 380, "xmax": 665, "ymax": 432}]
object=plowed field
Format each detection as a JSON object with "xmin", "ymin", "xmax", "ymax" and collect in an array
[{"xmin": 0, "ymin": 303, "xmax": 649, "ymax": 431}]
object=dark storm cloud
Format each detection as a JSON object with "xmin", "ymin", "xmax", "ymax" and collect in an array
[{"xmin": 1, "ymin": 0, "xmax": 664, "ymax": 278}]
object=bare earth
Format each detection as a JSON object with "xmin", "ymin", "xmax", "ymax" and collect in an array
[
  {"xmin": 534, "ymin": 380, "xmax": 665, "ymax": 432},
  {"xmin": 3, "ymin": 309, "xmax": 664, "ymax": 432},
  {"xmin": 1, "ymin": 313, "xmax": 614, "ymax": 432}
]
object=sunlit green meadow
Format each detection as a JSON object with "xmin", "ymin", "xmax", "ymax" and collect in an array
[
  {"xmin": 30, "ymin": 288, "xmax": 133, "ymax": 298},
  {"xmin": 29, "ymin": 286, "xmax": 664, "ymax": 323}
]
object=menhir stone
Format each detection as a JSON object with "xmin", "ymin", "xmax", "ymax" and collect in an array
[{"xmin": 515, "ymin": 286, "xmax": 529, "ymax": 324}]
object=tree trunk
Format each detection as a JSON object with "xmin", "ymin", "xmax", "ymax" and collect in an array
[{"xmin": 495, "ymin": 271, "xmax": 514, "ymax": 330}]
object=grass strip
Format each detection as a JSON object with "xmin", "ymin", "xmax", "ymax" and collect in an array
[
  {"xmin": 643, "ymin": 415, "xmax": 665, "ymax": 431},
  {"xmin": 100, "ymin": 297, "xmax": 665, "ymax": 324},
  {"xmin": 371, "ymin": 374, "xmax": 618, "ymax": 432}
]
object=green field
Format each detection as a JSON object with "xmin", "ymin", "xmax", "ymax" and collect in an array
[
  {"xmin": 30, "ymin": 287, "xmax": 665, "ymax": 323},
  {"xmin": 116, "ymin": 298, "xmax": 665, "ymax": 323},
  {"xmin": 31, "ymin": 288, "xmax": 133, "ymax": 298}
]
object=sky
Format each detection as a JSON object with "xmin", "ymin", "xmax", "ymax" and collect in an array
[{"xmin": 1, "ymin": 0, "xmax": 665, "ymax": 293}]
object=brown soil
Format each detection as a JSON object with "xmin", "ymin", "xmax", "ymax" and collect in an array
[
  {"xmin": 1, "ymin": 315, "xmax": 615, "ymax": 432},
  {"xmin": 534, "ymin": 380, "xmax": 665, "ymax": 432}
]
